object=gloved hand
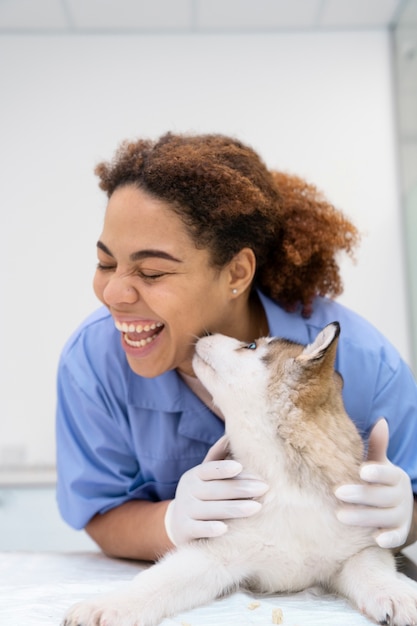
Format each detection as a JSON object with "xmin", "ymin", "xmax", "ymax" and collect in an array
[
  {"xmin": 164, "ymin": 435, "xmax": 269, "ymax": 546},
  {"xmin": 335, "ymin": 418, "xmax": 414, "ymax": 549}
]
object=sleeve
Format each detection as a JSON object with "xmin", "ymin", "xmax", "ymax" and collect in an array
[
  {"xmin": 56, "ymin": 352, "xmax": 141, "ymax": 530},
  {"xmin": 340, "ymin": 335, "xmax": 417, "ymax": 494},
  {"xmin": 371, "ymin": 357, "xmax": 417, "ymax": 494}
]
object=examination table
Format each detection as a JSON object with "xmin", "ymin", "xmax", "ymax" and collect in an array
[{"xmin": 1, "ymin": 550, "xmax": 417, "ymax": 625}]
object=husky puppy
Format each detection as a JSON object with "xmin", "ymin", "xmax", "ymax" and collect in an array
[{"xmin": 63, "ymin": 323, "xmax": 417, "ymax": 626}]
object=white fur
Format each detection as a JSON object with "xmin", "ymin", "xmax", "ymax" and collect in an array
[{"xmin": 63, "ymin": 326, "xmax": 417, "ymax": 626}]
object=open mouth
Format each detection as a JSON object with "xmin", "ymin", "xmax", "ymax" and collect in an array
[{"xmin": 115, "ymin": 320, "xmax": 164, "ymax": 348}]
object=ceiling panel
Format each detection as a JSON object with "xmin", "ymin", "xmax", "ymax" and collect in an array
[
  {"xmin": 195, "ymin": 0, "xmax": 322, "ymax": 31},
  {"xmin": 0, "ymin": 0, "xmax": 68, "ymax": 30},
  {"xmin": 320, "ymin": 0, "xmax": 403, "ymax": 27},
  {"xmin": 66, "ymin": 0, "xmax": 192, "ymax": 31}
]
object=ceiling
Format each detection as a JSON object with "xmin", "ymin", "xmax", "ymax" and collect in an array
[{"xmin": 0, "ymin": 0, "xmax": 412, "ymax": 34}]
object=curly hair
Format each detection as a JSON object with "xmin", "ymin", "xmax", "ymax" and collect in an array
[{"xmin": 95, "ymin": 132, "xmax": 359, "ymax": 317}]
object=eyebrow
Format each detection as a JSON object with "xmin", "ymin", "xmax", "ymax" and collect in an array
[{"xmin": 96, "ymin": 240, "xmax": 182, "ymax": 263}]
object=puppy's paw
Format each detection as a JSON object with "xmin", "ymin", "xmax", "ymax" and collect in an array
[
  {"xmin": 359, "ymin": 576, "xmax": 417, "ymax": 626},
  {"xmin": 62, "ymin": 591, "xmax": 147, "ymax": 626}
]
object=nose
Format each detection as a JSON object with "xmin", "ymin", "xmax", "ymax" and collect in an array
[{"xmin": 102, "ymin": 274, "xmax": 139, "ymax": 306}]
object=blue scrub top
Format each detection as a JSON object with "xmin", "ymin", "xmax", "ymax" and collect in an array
[{"xmin": 56, "ymin": 291, "xmax": 417, "ymax": 530}]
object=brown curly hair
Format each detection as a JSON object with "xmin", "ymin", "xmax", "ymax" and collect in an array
[{"xmin": 95, "ymin": 132, "xmax": 359, "ymax": 317}]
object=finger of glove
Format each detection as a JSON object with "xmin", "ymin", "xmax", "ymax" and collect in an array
[
  {"xmin": 186, "ymin": 519, "xmax": 229, "ymax": 541},
  {"xmin": 336, "ymin": 503, "xmax": 403, "ymax": 529},
  {"xmin": 188, "ymin": 476, "xmax": 269, "ymax": 501},
  {"xmin": 359, "ymin": 462, "xmax": 400, "ymax": 486},
  {"xmin": 198, "ymin": 456, "xmax": 267, "ymax": 484},
  {"xmin": 375, "ymin": 528, "xmax": 406, "ymax": 549},
  {"xmin": 186, "ymin": 497, "xmax": 262, "ymax": 521},
  {"xmin": 335, "ymin": 483, "xmax": 403, "ymax": 508},
  {"xmin": 196, "ymin": 459, "xmax": 243, "ymax": 481},
  {"xmin": 366, "ymin": 418, "xmax": 389, "ymax": 463},
  {"xmin": 204, "ymin": 435, "xmax": 230, "ymax": 462}
]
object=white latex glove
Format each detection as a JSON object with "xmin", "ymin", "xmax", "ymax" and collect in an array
[
  {"xmin": 335, "ymin": 418, "xmax": 414, "ymax": 549},
  {"xmin": 164, "ymin": 435, "xmax": 269, "ymax": 546}
]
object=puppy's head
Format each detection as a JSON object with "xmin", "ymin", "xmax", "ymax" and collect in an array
[
  {"xmin": 193, "ymin": 323, "xmax": 342, "ymax": 425},
  {"xmin": 193, "ymin": 333, "xmax": 272, "ymax": 414}
]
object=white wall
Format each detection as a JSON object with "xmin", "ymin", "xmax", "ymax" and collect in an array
[{"xmin": 0, "ymin": 31, "xmax": 410, "ymax": 470}]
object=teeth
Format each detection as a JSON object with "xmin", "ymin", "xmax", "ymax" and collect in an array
[
  {"xmin": 115, "ymin": 321, "xmax": 163, "ymax": 333},
  {"xmin": 124, "ymin": 334, "xmax": 160, "ymax": 348},
  {"xmin": 114, "ymin": 320, "xmax": 164, "ymax": 348}
]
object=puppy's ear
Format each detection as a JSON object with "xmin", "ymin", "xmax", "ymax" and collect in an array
[{"xmin": 297, "ymin": 322, "xmax": 340, "ymax": 368}]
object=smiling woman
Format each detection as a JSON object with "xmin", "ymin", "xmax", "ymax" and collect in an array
[{"xmin": 55, "ymin": 131, "xmax": 417, "ymax": 563}]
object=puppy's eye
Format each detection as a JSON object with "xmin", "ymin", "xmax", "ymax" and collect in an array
[{"xmin": 245, "ymin": 341, "xmax": 257, "ymax": 350}]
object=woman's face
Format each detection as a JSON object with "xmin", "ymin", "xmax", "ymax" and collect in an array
[{"xmin": 93, "ymin": 185, "xmax": 239, "ymax": 378}]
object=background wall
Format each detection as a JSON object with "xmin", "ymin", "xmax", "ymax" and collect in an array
[
  {"xmin": 394, "ymin": 1, "xmax": 417, "ymax": 376},
  {"xmin": 0, "ymin": 30, "xmax": 410, "ymax": 474}
]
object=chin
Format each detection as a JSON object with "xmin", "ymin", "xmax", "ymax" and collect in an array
[{"xmin": 126, "ymin": 355, "xmax": 168, "ymax": 379}]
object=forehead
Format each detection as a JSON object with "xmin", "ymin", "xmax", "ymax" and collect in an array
[
  {"xmin": 105, "ymin": 185, "xmax": 183, "ymax": 229},
  {"xmin": 102, "ymin": 185, "xmax": 199, "ymax": 256}
]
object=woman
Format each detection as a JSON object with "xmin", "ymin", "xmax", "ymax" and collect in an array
[{"xmin": 56, "ymin": 132, "xmax": 417, "ymax": 561}]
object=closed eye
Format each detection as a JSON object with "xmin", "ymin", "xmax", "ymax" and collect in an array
[
  {"xmin": 139, "ymin": 271, "xmax": 167, "ymax": 280},
  {"xmin": 96, "ymin": 262, "xmax": 115, "ymax": 272}
]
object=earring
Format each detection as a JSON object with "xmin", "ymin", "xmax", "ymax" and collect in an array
[{"xmin": 232, "ymin": 288, "xmax": 238, "ymax": 295}]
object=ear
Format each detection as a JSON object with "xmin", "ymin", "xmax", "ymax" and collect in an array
[
  {"xmin": 227, "ymin": 248, "xmax": 256, "ymax": 295},
  {"xmin": 297, "ymin": 322, "xmax": 340, "ymax": 366}
]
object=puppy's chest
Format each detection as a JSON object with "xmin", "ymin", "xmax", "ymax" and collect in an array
[
  {"xmin": 231, "ymin": 439, "xmax": 344, "ymax": 542},
  {"xmin": 230, "ymin": 429, "xmax": 334, "ymax": 492},
  {"xmin": 229, "ymin": 410, "xmax": 360, "ymax": 492},
  {"xmin": 262, "ymin": 479, "xmax": 335, "ymax": 531},
  {"xmin": 219, "ymin": 476, "xmax": 346, "ymax": 573}
]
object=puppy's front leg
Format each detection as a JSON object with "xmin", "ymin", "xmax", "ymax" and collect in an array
[
  {"xmin": 63, "ymin": 542, "xmax": 244, "ymax": 626},
  {"xmin": 331, "ymin": 546, "xmax": 417, "ymax": 626}
]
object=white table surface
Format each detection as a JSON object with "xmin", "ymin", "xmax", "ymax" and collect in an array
[{"xmin": 0, "ymin": 551, "xmax": 389, "ymax": 625}]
